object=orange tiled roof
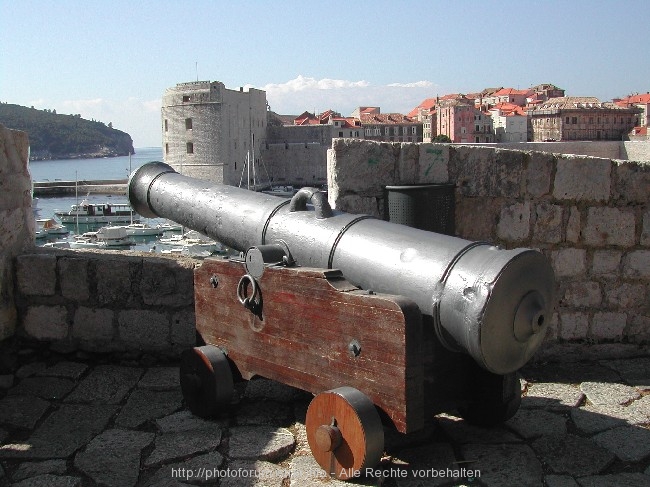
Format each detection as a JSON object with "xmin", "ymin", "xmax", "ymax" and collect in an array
[{"xmin": 360, "ymin": 113, "xmax": 416, "ymax": 124}]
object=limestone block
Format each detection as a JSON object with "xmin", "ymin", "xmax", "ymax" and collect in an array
[
  {"xmin": 613, "ymin": 160, "xmax": 650, "ymax": 203},
  {"xmin": 73, "ymin": 307, "xmax": 114, "ymax": 342},
  {"xmin": 561, "ymin": 281, "xmax": 601, "ymax": 308},
  {"xmin": 454, "ymin": 197, "xmax": 502, "ymax": 241},
  {"xmin": 16, "ymin": 254, "xmax": 57, "ymax": 296},
  {"xmin": 524, "ymin": 151, "xmax": 554, "ymax": 198},
  {"xmin": 551, "ymin": 249, "xmax": 587, "ymax": 278},
  {"xmin": 623, "ymin": 250, "xmax": 650, "ymax": 279},
  {"xmin": 418, "ymin": 143, "xmax": 449, "ymax": 183},
  {"xmin": 328, "ymin": 139, "xmax": 397, "ymax": 197},
  {"xmin": 334, "ymin": 194, "xmax": 380, "ymax": 217},
  {"xmin": 0, "ymin": 305, "xmax": 16, "ymax": 341},
  {"xmin": 171, "ymin": 308, "xmax": 196, "ymax": 350},
  {"xmin": 118, "ymin": 309, "xmax": 170, "ymax": 351},
  {"xmin": 497, "ymin": 201, "xmax": 530, "ymax": 242},
  {"xmin": 96, "ymin": 258, "xmax": 136, "ymax": 306},
  {"xmin": 565, "ymin": 206, "xmax": 581, "ymax": 244},
  {"xmin": 583, "ymin": 207, "xmax": 635, "ymax": 247},
  {"xmin": 591, "ymin": 250, "xmax": 622, "ymax": 277},
  {"xmin": 628, "ymin": 314, "xmax": 650, "ymax": 342},
  {"xmin": 591, "ymin": 312, "xmax": 627, "ymax": 340},
  {"xmin": 559, "ymin": 312, "xmax": 589, "ymax": 340},
  {"xmin": 605, "ymin": 282, "xmax": 646, "ymax": 309},
  {"xmin": 59, "ymin": 257, "xmax": 89, "ymax": 301},
  {"xmin": 396, "ymin": 142, "xmax": 419, "ymax": 183},
  {"xmin": 642, "ymin": 209, "xmax": 650, "ymax": 246},
  {"xmin": 141, "ymin": 258, "xmax": 194, "ymax": 307},
  {"xmin": 450, "ymin": 146, "xmax": 524, "ymax": 198},
  {"xmin": 553, "ymin": 156, "xmax": 611, "ymax": 201},
  {"xmin": 533, "ymin": 203, "xmax": 563, "ymax": 243},
  {"xmin": 0, "ymin": 209, "xmax": 31, "ymax": 254},
  {"xmin": 23, "ymin": 305, "xmax": 68, "ymax": 340}
]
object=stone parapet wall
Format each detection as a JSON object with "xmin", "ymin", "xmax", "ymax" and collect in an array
[
  {"xmin": 0, "ymin": 124, "xmax": 33, "ymax": 340},
  {"xmin": 13, "ymin": 249, "xmax": 198, "ymax": 355},
  {"xmin": 327, "ymin": 139, "xmax": 650, "ymax": 347}
]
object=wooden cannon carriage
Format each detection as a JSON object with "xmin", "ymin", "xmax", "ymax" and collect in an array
[{"xmin": 128, "ymin": 162, "xmax": 555, "ymax": 480}]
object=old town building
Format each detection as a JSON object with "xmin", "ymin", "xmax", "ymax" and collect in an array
[{"xmin": 528, "ymin": 96, "xmax": 640, "ymax": 141}]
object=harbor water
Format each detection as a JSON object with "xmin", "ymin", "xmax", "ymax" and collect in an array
[{"xmin": 30, "ymin": 148, "xmax": 205, "ymax": 253}]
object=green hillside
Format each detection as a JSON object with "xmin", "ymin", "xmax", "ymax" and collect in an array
[{"xmin": 0, "ymin": 103, "xmax": 134, "ymax": 160}]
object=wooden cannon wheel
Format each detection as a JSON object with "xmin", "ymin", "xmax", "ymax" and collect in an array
[
  {"xmin": 180, "ymin": 345, "xmax": 234, "ymax": 418},
  {"xmin": 305, "ymin": 387, "xmax": 384, "ymax": 480}
]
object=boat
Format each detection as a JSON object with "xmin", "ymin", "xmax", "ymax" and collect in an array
[
  {"xmin": 157, "ymin": 230, "xmax": 224, "ymax": 255},
  {"xmin": 54, "ymin": 199, "xmax": 139, "ymax": 224},
  {"xmin": 73, "ymin": 226, "xmax": 135, "ymax": 248},
  {"xmin": 36, "ymin": 218, "xmax": 69, "ymax": 236},
  {"xmin": 103, "ymin": 222, "xmax": 183, "ymax": 237}
]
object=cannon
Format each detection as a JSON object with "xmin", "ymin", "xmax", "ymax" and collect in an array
[{"xmin": 129, "ymin": 162, "xmax": 555, "ymax": 479}]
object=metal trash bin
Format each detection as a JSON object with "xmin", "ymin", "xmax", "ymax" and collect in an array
[{"xmin": 384, "ymin": 184, "xmax": 455, "ymax": 235}]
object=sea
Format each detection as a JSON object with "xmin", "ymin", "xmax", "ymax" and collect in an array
[{"xmin": 30, "ymin": 147, "xmax": 180, "ymax": 252}]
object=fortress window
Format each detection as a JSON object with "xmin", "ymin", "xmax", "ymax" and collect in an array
[
  {"xmin": 182, "ymin": 95, "xmax": 191, "ymax": 102},
  {"xmin": 165, "ymin": 143, "xmax": 169, "ymax": 154},
  {"xmin": 185, "ymin": 118, "xmax": 193, "ymax": 130},
  {"xmin": 164, "ymin": 119, "xmax": 168, "ymax": 132},
  {"xmin": 186, "ymin": 142, "xmax": 194, "ymax": 154}
]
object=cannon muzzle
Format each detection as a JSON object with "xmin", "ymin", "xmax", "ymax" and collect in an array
[{"xmin": 129, "ymin": 162, "xmax": 555, "ymax": 374}]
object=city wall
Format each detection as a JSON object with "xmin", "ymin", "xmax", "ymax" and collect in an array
[
  {"xmin": 327, "ymin": 139, "xmax": 650, "ymax": 358},
  {"xmin": 2, "ymin": 125, "xmax": 649, "ymax": 361},
  {"xmin": 0, "ymin": 125, "xmax": 33, "ymax": 340},
  {"xmin": 486, "ymin": 140, "xmax": 650, "ymax": 162}
]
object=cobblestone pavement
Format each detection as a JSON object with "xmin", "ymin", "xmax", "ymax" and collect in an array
[{"xmin": 0, "ymin": 345, "xmax": 649, "ymax": 487}]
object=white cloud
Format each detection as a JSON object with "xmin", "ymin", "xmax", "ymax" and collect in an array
[{"xmin": 260, "ymin": 75, "xmax": 440, "ymax": 116}]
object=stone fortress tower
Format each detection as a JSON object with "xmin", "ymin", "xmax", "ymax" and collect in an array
[{"xmin": 161, "ymin": 81, "xmax": 267, "ymax": 185}]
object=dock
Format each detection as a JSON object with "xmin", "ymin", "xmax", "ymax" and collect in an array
[{"xmin": 33, "ymin": 179, "xmax": 127, "ymax": 196}]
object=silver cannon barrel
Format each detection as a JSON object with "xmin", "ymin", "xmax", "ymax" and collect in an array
[{"xmin": 129, "ymin": 162, "xmax": 555, "ymax": 375}]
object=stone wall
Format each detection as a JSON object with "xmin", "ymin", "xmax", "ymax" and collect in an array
[
  {"xmin": 327, "ymin": 139, "xmax": 650, "ymax": 348},
  {"xmin": 13, "ymin": 249, "xmax": 197, "ymax": 355},
  {"xmin": 0, "ymin": 124, "xmax": 33, "ymax": 340},
  {"xmin": 478, "ymin": 140, "xmax": 650, "ymax": 162}
]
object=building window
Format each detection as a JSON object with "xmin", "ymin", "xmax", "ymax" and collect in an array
[
  {"xmin": 412, "ymin": 126, "xmax": 417, "ymax": 135},
  {"xmin": 164, "ymin": 119, "xmax": 168, "ymax": 132},
  {"xmin": 186, "ymin": 142, "xmax": 194, "ymax": 154},
  {"xmin": 572, "ymin": 117, "xmax": 578, "ymax": 124},
  {"xmin": 339, "ymin": 131, "xmax": 343, "ymax": 137},
  {"xmin": 385, "ymin": 127, "xmax": 390, "ymax": 136},
  {"xmin": 185, "ymin": 118, "xmax": 193, "ymax": 130},
  {"xmin": 565, "ymin": 117, "xmax": 569, "ymax": 124},
  {"xmin": 182, "ymin": 95, "xmax": 191, "ymax": 103},
  {"xmin": 165, "ymin": 143, "xmax": 169, "ymax": 154}
]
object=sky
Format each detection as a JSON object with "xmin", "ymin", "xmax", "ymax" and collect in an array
[{"xmin": 2, "ymin": 0, "xmax": 649, "ymax": 148}]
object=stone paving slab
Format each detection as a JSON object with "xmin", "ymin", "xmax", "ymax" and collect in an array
[
  {"xmin": 154, "ymin": 410, "xmax": 226, "ymax": 433},
  {"xmin": 145, "ymin": 451, "xmax": 225, "ymax": 486},
  {"xmin": 74, "ymin": 429, "xmax": 155, "ymax": 487},
  {"xmin": 37, "ymin": 362, "xmax": 88, "ymax": 380},
  {"xmin": 460, "ymin": 443, "xmax": 543, "ymax": 487},
  {"xmin": 600, "ymin": 357, "xmax": 650, "ymax": 388},
  {"xmin": 577, "ymin": 472, "xmax": 650, "ymax": 487},
  {"xmin": 11, "ymin": 459, "xmax": 67, "ymax": 482},
  {"xmin": 579, "ymin": 382, "xmax": 641, "ymax": 406},
  {"xmin": 144, "ymin": 429, "xmax": 223, "ymax": 468},
  {"xmin": 114, "ymin": 389, "xmax": 183, "ymax": 428},
  {"xmin": 0, "ymin": 395, "xmax": 50, "ymax": 430},
  {"xmin": 531, "ymin": 434, "xmax": 615, "ymax": 476},
  {"xmin": 1, "ymin": 404, "xmax": 118, "ymax": 459},
  {"xmin": 228, "ymin": 426, "xmax": 296, "ymax": 462},
  {"xmin": 12, "ymin": 474, "xmax": 82, "ymax": 487},
  {"xmin": 65, "ymin": 365, "xmax": 142, "ymax": 404},
  {"xmin": 8, "ymin": 377, "xmax": 75, "ymax": 400},
  {"xmin": 592, "ymin": 425, "xmax": 650, "ymax": 462},
  {"xmin": 137, "ymin": 367, "xmax": 181, "ymax": 391},
  {"xmin": 522, "ymin": 383, "xmax": 586, "ymax": 409},
  {"xmin": 504, "ymin": 408, "xmax": 567, "ymax": 439}
]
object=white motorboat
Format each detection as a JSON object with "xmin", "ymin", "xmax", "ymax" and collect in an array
[
  {"xmin": 95, "ymin": 226, "xmax": 136, "ymax": 246},
  {"xmin": 109, "ymin": 223, "xmax": 164, "ymax": 237},
  {"xmin": 157, "ymin": 230, "xmax": 224, "ymax": 255},
  {"xmin": 36, "ymin": 218, "xmax": 69, "ymax": 236},
  {"xmin": 54, "ymin": 199, "xmax": 139, "ymax": 224}
]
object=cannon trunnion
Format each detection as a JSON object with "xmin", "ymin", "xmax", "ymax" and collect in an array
[{"xmin": 128, "ymin": 162, "xmax": 555, "ymax": 480}]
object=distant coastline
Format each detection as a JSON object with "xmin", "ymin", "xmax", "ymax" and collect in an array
[{"xmin": 29, "ymin": 147, "xmax": 135, "ymax": 162}]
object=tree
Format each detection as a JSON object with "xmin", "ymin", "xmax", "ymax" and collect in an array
[{"xmin": 433, "ymin": 134, "xmax": 452, "ymax": 143}]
